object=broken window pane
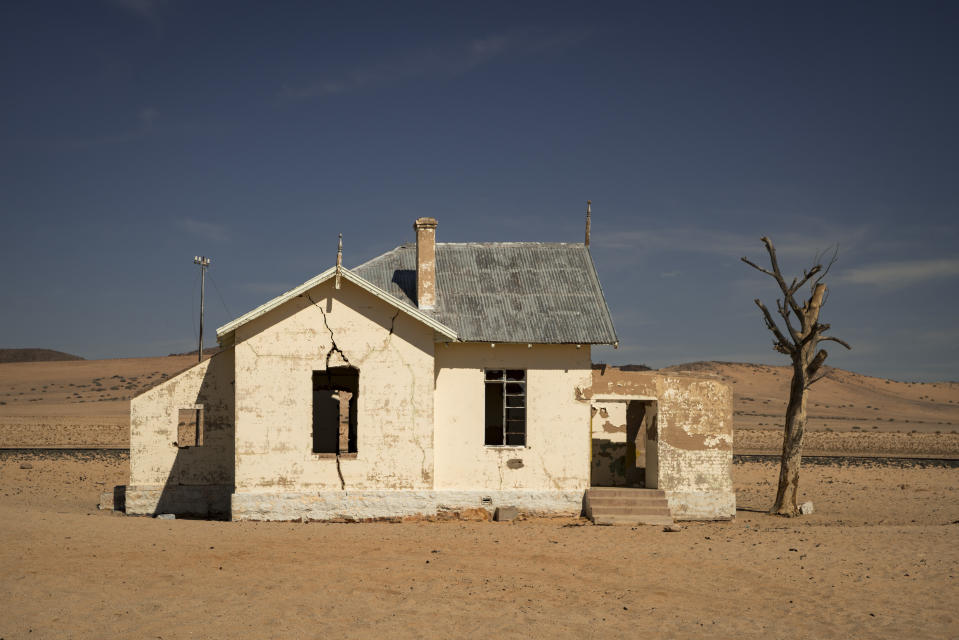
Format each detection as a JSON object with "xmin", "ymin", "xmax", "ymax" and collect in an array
[
  {"xmin": 485, "ymin": 369, "xmax": 526, "ymax": 447},
  {"xmin": 484, "ymin": 379, "xmax": 504, "ymax": 445}
]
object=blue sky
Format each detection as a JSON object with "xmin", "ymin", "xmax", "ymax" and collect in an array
[{"xmin": 1, "ymin": 1, "xmax": 957, "ymax": 380}]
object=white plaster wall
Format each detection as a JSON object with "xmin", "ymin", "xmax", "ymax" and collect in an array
[
  {"xmin": 232, "ymin": 278, "xmax": 436, "ymax": 494},
  {"xmin": 433, "ymin": 343, "xmax": 592, "ymax": 491},
  {"xmin": 128, "ymin": 349, "xmax": 235, "ymax": 515}
]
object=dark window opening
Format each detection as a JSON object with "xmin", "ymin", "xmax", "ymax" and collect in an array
[
  {"xmin": 312, "ymin": 367, "xmax": 359, "ymax": 454},
  {"xmin": 485, "ymin": 369, "xmax": 526, "ymax": 446},
  {"xmin": 176, "ymin": 406, "xmax": 204, "ymax": 448}
]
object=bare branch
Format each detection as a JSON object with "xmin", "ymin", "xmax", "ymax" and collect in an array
[
  {"xmin": 812, "ymin": 246, "xmax": 839, "ymax": 288},
  {"xmin": 760, "ymin": 237, "xmax": 807, "ymax": 327},
  {"xmin": 806, "ymin": 349, "xmax": 828, "ymax": 379},
  {"xmin": 740, "ymin": 256, "xmax": 776, "ymax": 279},
  {"xmin": 788, "ymin": 264, "xmax": 822, "ymax": 296},
  {"xmin": 754, "ymin": 299, "xmax": 794, "ymax": 355},
  {"xmin": 806, "ymin": 372, "xmax": 829, "ymax": 388},
  {"xmin": 775, "ymin": 298, "xmax": 800, "ymax": 341},
  {"xmin": 819, "ymin": 335, "xmax": 852, "ymax": 350}
]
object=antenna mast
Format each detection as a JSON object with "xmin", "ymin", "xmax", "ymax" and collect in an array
[
  {"xmin": 585, "ymin": 200, "xmax": 592, "ymax": 247},
  {"xmin": 193, "ymin": 255, "xmax": 211, "ymax": 362}
]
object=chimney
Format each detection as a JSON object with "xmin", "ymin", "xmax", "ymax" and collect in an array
[{"xmin": 413, "ymin": 217, "xmax": 438, "ymax": 309}]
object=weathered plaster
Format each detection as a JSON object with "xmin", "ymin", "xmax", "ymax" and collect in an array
[
  {"xmin": 590, "ymin": 366, "xmax": 735, "ymax": 518},
  {"xmin": 433, "ymin": 343, "xmax": 592, "ymax": 492},
  {"xmin": 232, "ymin": 278, "xmax": 436, "ymax": 494},
  {"xmin": 231, "ymin": 489, "xmax": 583, "ymax": 521},
  {"xmin": 128, "ymin": 349, "xmax": 235, "ymax": 516}
]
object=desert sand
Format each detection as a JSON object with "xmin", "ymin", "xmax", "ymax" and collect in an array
[
  {"xmin": 1, "ymin": 356, "xmax": 957, "ymax": 638},
  {"xmin": 0, "ymin": 453, "xmax": 956, "ymax": 639}
]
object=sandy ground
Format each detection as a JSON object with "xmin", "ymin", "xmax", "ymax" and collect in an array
[{"xmin": 1, "ymin": 453, "xmax": 956, "ymax": 639}]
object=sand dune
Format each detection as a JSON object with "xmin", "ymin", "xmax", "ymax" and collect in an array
[{"xmin": 1, "ymin": 356, "xmax": 957, "ymax": 454}]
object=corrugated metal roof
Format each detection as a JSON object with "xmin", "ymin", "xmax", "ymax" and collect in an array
[{"xmin": 353, "ymin": 242, "xmax": 618, "ymax": 344}]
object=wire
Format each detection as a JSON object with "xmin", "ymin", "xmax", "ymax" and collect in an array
[
  {"xmin": 190, "ymin": 269, "xmax": 199, "ymax": 346},
  {"xmin": 207, "ymin": 271, "xmax": 234, "ymax": 319}
]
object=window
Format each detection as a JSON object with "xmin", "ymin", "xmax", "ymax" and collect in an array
[
  {"xmin": 176, "ymin": 406, "xmax": 204, "ymax": 448},
  {"xmin": 485, "ymin": 369, "xmax": 526, "ymax": 446},
  {"xmin": 312, "ymin": 367, "xmax": 358, "ymax": 454}
]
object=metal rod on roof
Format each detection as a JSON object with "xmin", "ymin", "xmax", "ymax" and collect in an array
[
  {"xmin": 585, "ymin": 200, "xmax": 592, "ymax": 247},
  {"xmin": 335, "ymin": 233, "xmax": 343, "ymax": 290},
  {"xmin": 193, "ymin": 255, "xmax": 211, "ymax": 363}
]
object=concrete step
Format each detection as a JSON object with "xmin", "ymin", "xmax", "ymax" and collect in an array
[
  {"xmin": 587, "ymin": 496, "xmax": 669, "ymax": 507},
  {"xmin": 593, "ymin": 514, "xmax": 674, "ymax": 526},
  {"xmin": 586, "ymin": 486, "xmax": 672, "ymax": 525},
  {"xmin": 588, "ymin": 487, "xmax": 665, "ymax": 498},
  {"xmin": 589, "ymin": 506, "xmax": 671, "ymax": 517}
]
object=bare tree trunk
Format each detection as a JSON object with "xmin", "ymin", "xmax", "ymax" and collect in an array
[
  {"xmin": 771, "ymin": 358, "xmax": 809, "ymax": 515},
  {"xmin": 742, "ymin": 238, "xmax": 850, "ymax": 516}
]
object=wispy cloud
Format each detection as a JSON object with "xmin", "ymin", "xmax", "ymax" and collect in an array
[
  {"xmin": 279, "ymin": 29, "xmax": 590, "ymax": 101},
  {"xmin": 55, "ymin": 107, "xmax": 159, "ymax": 150},
  {"xmin": 594, "ymin": 226, "xmax": 860, "ymax": 260},
  {"xmin": 178, "ymin": 218, "xmax": 230, "ymax": 243},
  {"xmin": 837, "ymin": 258, "xmax": 959, "ymax": 289},
  {"xmin": 139, "ymin": 106, "xmax": 159, "ymax": 130},
  {"xmin": 106, "ymin": 0, "xmax": 167, "ymax": 21}
]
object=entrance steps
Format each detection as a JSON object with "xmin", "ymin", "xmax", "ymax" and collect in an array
[{"xmin": 586, "ymin": 487, "xmax": 673, "ymax": 526}]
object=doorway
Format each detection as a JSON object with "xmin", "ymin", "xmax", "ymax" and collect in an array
[{"xmin": 590, "ymin": 398, "xmax": 657, "ymax": 488}]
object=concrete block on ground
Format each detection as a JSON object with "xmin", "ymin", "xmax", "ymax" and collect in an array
[
  {"xmin": 494, "ymin": 506, "xmax": 519, "ymax": 521},
  {"xmin": 799, "ymin": 501, "xmax": 814, "ymax": 515}
]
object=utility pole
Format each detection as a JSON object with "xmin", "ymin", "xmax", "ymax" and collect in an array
[{"xmin": 194, "ymin": 256, "xmax": 211, "ymax": 362}]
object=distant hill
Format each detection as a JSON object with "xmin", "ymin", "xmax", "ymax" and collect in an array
[
  {"xmin": 658, "ymin": 361, "xmax": 959, "ymax": 434},
  {"xmin": 0, "ymin": 349, "xmax": 84, "ymax": 363},
  {"xmin": 168, "ymin": 347, "xmax": 220, "ymax": 357}
]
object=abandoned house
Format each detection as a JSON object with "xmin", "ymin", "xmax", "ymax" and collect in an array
[{"xmin": 126, "ymin": 215, "xmax": 734, "ymax": 522}]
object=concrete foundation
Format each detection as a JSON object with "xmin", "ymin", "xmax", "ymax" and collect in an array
[
  {"xmin": 230, "ymin": 489, "xmax": 584, "ymax": 521},
  {"xmin": 125, "ymin": 484, "xmax": 233, "ymax": 518},
  {"xmin": 664, "ymin": 490, "xmax": 736, "ymax": 520}
]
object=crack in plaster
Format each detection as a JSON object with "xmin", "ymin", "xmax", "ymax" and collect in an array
[{"xmin": 306, "ymin": 293, "xmax": 353, "ymax": 369}]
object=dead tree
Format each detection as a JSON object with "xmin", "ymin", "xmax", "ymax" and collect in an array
[{"xmin": 742, "ymin": 237, "xmax": 850, "ymax": 516}]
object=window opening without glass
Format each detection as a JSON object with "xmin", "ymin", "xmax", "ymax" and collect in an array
[{"xmin": 312, "ymin": 367, "xmax": 359, "ymax": 454}]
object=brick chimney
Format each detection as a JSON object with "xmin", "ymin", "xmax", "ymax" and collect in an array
[{"xmin": 413, "ymin": 217, "xmax": 438, "ymax": 309}]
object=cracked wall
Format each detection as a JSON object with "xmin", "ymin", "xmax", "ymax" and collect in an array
[
  {"xmin": 590, "ymin": 366, "xmax": 735, "ymax": 519},
  {"xmin": 433, "ymin": 343, "xmax": 592, "ymax": 492},
  {"xmin": 232, "ymin": 278, "xmax": 436, "ymax": 494}
]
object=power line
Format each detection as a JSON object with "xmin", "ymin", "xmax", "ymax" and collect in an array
[{"xmin": 207, "ymin": 271, "xmax": 234, "ymax": 319}]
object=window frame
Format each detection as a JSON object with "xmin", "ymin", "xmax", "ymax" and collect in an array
[{"xmin": 484, "ymin": 369, "xmax": 527, "ymax": 447}]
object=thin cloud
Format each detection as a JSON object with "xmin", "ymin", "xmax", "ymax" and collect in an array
[
  {"xmin": 139, "ymin": 107, "xmax": 159, "ymax": 130},
  {"xmin": 596, "ymin": 228, "xmax": 821, "ymax": 258},
  {"xmin": 178, "ymin": 218, "xmax": 230, "ymax": 243},
  {"xmin": 837, "ymin": 258, "xmax": 959, "ymax": 289},
  {"xmin": 106, "ymin": 0, "xmax": 167, "ymax": 20},
  {"xmin": 279, "ymin": 29, "xmax": 590, "ymax": 101}
]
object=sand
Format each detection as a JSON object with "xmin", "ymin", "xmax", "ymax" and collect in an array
[
  {"xmin": 1, "ymin": 453, "xmax": 956, "ymax": 639},
  {"xmin": 1, "ymin": 356, "xmax": 957, "ymax": 637}
]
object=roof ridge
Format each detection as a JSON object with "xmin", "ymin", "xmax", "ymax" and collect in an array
[{"xmin": 435, "ymin": 241, "xmax": 587, "ymax": 246}]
